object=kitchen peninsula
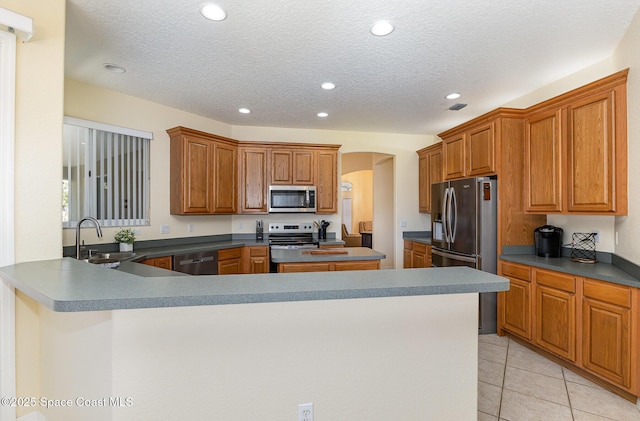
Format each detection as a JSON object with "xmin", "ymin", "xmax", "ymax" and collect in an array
[{"xmin": 0, "ymin": 260, "xmax": 507, "ymax": 421}]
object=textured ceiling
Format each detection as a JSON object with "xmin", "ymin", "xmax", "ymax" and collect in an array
[{"xmin": 65, "ymin": 0, "xmax": 640, "ymax": 135}]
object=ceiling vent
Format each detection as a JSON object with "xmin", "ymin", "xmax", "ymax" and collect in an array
[{"xmin": 447, "ymin": 103, "xmax": 468, "ymax": 111}]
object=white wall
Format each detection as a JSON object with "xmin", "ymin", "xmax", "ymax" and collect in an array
[{"xmin": 37, "ymin": 294, "xmax": 478, "ymax": 421}]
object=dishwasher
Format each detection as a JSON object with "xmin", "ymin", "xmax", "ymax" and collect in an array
[{"xmin": 172, "ymin": 251, "xmax": 218, "ymax": 275}]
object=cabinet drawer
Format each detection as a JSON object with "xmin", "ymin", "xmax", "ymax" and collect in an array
[
  {"xmin": 218, "ymin": 247, "xmax": 242, "ymax": 261},
  {"xmin": 583, "ymin": 278, "xmax": 631, "ymax": 308},
  {"xmin": 249, "ymin": 246, "xmax": 268, "ymax": 257},
  {"xmin": 412, "ymin": 243, "xmax": 427, "ymax": 254},
  {"xmin": 535, "ymin": 269, "xmax": 575, "ymax": 293},
  {"xmin": 500, "ymin": 261, "xmax": 531, "ymax": 281}
]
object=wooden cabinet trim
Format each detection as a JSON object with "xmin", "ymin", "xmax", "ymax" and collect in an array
[
  {"xmin": 500, "ymin": 261, "xmax": 531, "ymax": 281},
  {"xmin": 218, "ymin": 247, "xmax": 243, "ymax": 260},
  {"xmin": 583, "ymin": 278, "xmax": 632, "ymax": 309},
  {"xmin": 534, "ymin": 269, "xmax": 576, "ymax": 293}
]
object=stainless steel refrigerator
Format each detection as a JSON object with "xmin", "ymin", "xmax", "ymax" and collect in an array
[{"xmin": 431, "ymin": 177, "xmax": 497, "ymax": 334}]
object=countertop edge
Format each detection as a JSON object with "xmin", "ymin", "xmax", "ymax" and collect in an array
[
  {"xmin": 0, "ymin": 261, "xmax": 508, "ymax": 312},
  {"xmin": 499, "ymin": 254, "xmax": 640, "ymax": 288}
]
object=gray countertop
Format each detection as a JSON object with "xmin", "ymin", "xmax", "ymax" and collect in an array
[
  {"xmin": 270, "ymin": 247, "xmax": 385, "ymax": 263},
  {"xmin": 0, "ymin": 258, "xmax": 508, "ymax": 312},
  {"xmin": 499, "ymin": 254, "xmax": 640, "ymax": 288}
]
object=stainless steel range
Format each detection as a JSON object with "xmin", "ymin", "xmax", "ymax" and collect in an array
[{"xmin": 268, "ymin": 222, "xmax": 319, "ymax": 250}]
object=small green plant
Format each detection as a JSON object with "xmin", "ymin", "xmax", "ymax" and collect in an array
[{"xmin": 114, "ymin": 228, "xmax": 136, "ymax": 244}]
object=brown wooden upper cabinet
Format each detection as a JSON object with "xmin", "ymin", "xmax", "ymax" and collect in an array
[
  {"xmin": 270, "ymin": 148, "xmax": 315, "ymax": 185},
  {"xmin": 168, "ymin": 127, "xmax": 237, "ymax": 215},
  {"xmin": 524, "ymin": 69, "xmax": 628, "ymax": 215},
  {"xmin": 239, "ymin": 145, "xmax": 269, "ymax": 213},
  {"xmin": 169, "ymin": 126, "xmax": 341, "ymax": 215},
  {"xmin": 442, "ymin": 122, "xmax": 496, "ymax": 180},
  {"xmin": 417, "ymin": 143, "xmax": 442, "ymax": 213},
  {"xmin": 316, "ymin": 148, "xmax": 338, "ymax": 214}
]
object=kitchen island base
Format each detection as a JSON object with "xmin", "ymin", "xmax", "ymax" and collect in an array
[{"xmin": 18, "ymin": 292, "xmax": 479, "ymax": 421}]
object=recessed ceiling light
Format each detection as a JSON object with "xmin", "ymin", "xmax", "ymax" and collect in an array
[
  {"xmin": 238, "ymin": 108, "xmax": 251, "ymax": 114},
  {"xmin": 446, "ymin": 92, "xmax": 461, "ymax": 100},
  {"xmin": 371, "ymin": 20, "xmax": 394, "ymax": 36},
  {"xmin": 321, "ymin": 82, "xmax": 335, "ymax": 90},
  {"xmin": 201, "ymin": 4, "xmax": 227, "ymax": 21},
  {"xmin": 317, "ymin": 112, "xmax": 328, "ymax": 118},
  {"xmin": 103, "ymin": 63, "xmax": 126, "ymax": 73}
]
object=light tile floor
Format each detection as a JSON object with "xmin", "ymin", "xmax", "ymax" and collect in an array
[{"xmin": 478, "ymin": 334, "xmax": 640, "ymax": 420}]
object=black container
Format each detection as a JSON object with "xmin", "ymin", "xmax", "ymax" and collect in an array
[{"xmin": 534, "ymin": 225, "xmax": 563, "ymax": 257}]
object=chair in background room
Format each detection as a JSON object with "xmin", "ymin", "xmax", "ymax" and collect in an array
[
  {"xmin": 359, "ymin": 220, "xmax": 373, "ymax": 233},
  {"xmin": 342, "ymin": 224, "xmax": 362, "ymax": 247},
  {"xmin": 358, "ymin": 220, "xmax": 373, "ymax": 248}
]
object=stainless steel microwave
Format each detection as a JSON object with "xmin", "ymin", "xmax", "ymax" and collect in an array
[{"xmin": 268, "ymin": 185, "xmax": 316, "ymax": 213}]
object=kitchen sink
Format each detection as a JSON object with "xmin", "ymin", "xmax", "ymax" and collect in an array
[
  {"xmin": 91, "ymin": 252, "xmax": 137, "ymax": 260},
  {"xmin": 83, "ymin": 252, "xmax": 136, "ymax": 269}
]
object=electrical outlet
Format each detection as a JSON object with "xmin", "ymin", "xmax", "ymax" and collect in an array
[
  {"xmin": 593, "ymin": 230, "xmax": 600, "ymax": 243},
  {"xmin": 160, "ymin": 224, "xmax": 169, "ymax": 234},
  {"xmin": 400, "ymin": 221, "xmax": 407, "ymax": 228},
  {"xmin": 298, "ymin": 403, "xmax": 313, "ymax": 421},
  {"xmin": 187, "ymin": 224, "xmax": 194, "ymax": 233}
]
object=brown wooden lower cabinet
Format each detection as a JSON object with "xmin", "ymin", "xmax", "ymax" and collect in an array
[
  {"xmin": 140, "ymin": 256, "xmax": 173, "ymax": 271},
  {"xmin": 277, "ymin": 260, "xmax": 380, "ymax": 273},
  {"xmin": 217, "ymin": 247, "xmax": 243, "ymax": 275},
  {"xmin": 498, "ymin": 261, "xmax": 532, "ymax": 340},
  {"xmin": 403, "ymin": 240, "xmax": 432, "ymax": 268},
  {"xmin": 243, "ymin": 245, "xmax": 269, "ymax": 274},
  {"xmin": 582, "ymin": 278, "xmax": 634, "ymax": 389},
  {"xmin": 534, "ymin": 269, "xmax": 576, "ymax": 362},
  {"xmin": 498, "ymin": 261, "xmax": 639, "ymax": 397}
]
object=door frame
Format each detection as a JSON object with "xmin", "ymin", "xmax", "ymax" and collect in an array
[{"xmin": 0, "ymin": 28, "xmax": 17, "ymax": 421}]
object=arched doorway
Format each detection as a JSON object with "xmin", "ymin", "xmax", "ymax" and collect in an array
[{"xmin": 341, "ymin": 152, "xmax": 394, "ymax": 269}]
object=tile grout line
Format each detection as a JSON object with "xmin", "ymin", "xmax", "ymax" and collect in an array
[
  {"xmin": 561, "ymin": 367, "xmax": 576, "ymax": 420},
  {"xmin": 497, "ymin": 338, "xmax": 509, "ymax": 420}
]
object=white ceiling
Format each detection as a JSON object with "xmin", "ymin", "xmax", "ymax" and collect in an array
[{"xmin": 64, "ymin": 0, "xmax": 640, "ymax": 135}]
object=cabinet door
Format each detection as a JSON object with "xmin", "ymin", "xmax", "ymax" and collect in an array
[
  {"xmin": 525, "ymin": 109, "xmax": 563, "ymax": 212},
  {"xmin": 278, "ymin": 263, "xmax": 331, "ymax": 273},
  {"xmin": 212, "ymin": 142, "xmax": 237, "ymax": 214},
  {"xmin": 171, "ymin": 136, "xmax": 213, "ymax": 214},
  {"xmin": 498, "ymin": 262, "xmax": 532, "ymax": 339},
  {"xmin": 425, "ymin": 245, "xmax": 432, "ymax": 267},
  {"xmin": 403, "ymin": 241, "xmax": 413, "ymax": 268},
  {"xmin": 316, "ymin": 149, "xmax": 337, "ymax": 214},
  {"xmin": 418, "ymin": 144, "xmax": 443, "ymax": 213},
  {"xmin": 140, "ymin": 256, "xmax": 173, "ymax": 271},
  {"xmin": 582, "ymin": 278, "xmax": 633, "ymax": 389},
  {"xmin": 467, "ymin": 123, "xmax": 495, "ymax": 176},
  {"xmin": 334, "ymin": 260, "xmax": 380, "ymax": 271},
  {"xmin": 244, "ymin": 246, "xmax": 269, "ymax": 274},
  {"xmin": 239, "ymin": 147, "xmax": 268, "ymax": 213},
  {"xmin": 271, "ymin": 149, "xmax": 293, "ymax": 184},
  {"xmin": 566, "ymin": 92, "xmax": 615, "ymax": 212},
  {"xmin": 418, "ymin": 153, "xmax": 429, "ymax": 212},
  {"xmin": 443, "ymin": 134, "xmax": 466, "ymax": 180},
  {"xmin": 293, "ymin": 150, "xmax": 315, "ymax": 185},
  {"xmin": 534, "ymin": 270, "xmax": 576, "ymax": 361}
]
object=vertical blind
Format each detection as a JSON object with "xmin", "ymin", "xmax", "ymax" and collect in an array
[{"xmin": 62, "ymin": 117, "xmax": 152, "ymax": 228}]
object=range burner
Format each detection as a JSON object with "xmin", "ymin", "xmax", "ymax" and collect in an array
[{"xmin": 268, "ymin": 222, "xmax": 318, "ymax": 249}]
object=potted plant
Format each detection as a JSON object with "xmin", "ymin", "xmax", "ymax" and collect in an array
[{"xmin": 114, "ymin": 228, "xmax": 136, "ymax": 252}]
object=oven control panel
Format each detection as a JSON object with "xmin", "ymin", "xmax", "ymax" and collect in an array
[{"xmin": 268, "ymin": 222, "xmax": 314, "ymax": 234}]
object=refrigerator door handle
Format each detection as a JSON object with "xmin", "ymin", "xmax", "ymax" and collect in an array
[
  {"xmin": 446, "ymin": 187, "xmax": 454, "ymax": 244},
  {"xmin": 442, "ymin": 187, "xmax": 450, "ymax": 243},
  {"xmin": 450, "ymin": 187, "xmax": 457, "ymax": 243}
]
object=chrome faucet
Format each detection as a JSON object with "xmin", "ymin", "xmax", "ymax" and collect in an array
[{"xmin": 76, "ymin": 217, "xmax": 103, "ymax": 259}]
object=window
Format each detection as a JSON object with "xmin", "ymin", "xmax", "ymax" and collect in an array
[{"xmin": 62, "ymin": 117, "xmax": 152, "ymax": 228}]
